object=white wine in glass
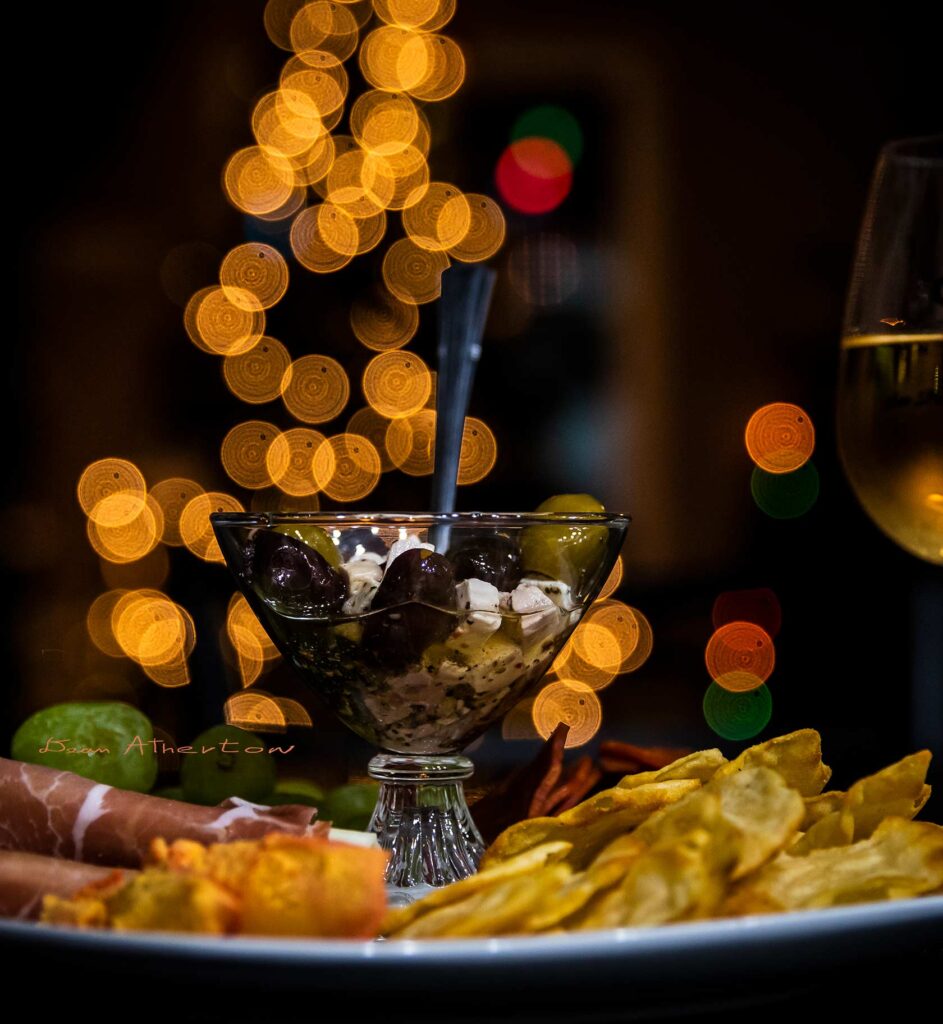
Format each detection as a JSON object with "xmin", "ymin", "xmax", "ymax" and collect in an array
[{"xmin": 838, "ymin": 137, "xmax": 943, "ymax": 565}]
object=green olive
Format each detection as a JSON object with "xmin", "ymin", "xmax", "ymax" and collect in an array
[
  {"xmin": 321, "ymin": 783, "xmax": 380, "ymax": 831},
  {"xmin": 11, "ymin": 701, "xmax": 159, "ymax": 793},
  {"xmin": 520, "ymin": 494, "xmax": 609, "ymax": 589},
  {"xmin": 266, "ymin": 777, "xmax": 326, "ymax": 807},
  {"xmin": 273, "ymin": 523, "xmax": 342, "ymax": 569},
  {"xmin": 180, "ymin": 725, "xmax": 277, "ymax": 806}
]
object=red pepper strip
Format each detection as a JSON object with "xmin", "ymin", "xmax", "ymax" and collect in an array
[{"xmin": 597, "ymin": 741, "xmax": 692, "ymax": 770}]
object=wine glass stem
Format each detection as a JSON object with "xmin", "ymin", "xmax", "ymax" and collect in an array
[{"xmin": 367, "ymin": 753, "xmax": 485, "ymax": 902}]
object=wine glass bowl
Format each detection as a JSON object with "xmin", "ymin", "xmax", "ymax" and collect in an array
[
  {"xmin": 212, "ymin": 510, "xmax": 629, "ymax": 896},
  {"xmin": 838, "ymin": 136, "xmax": 943, "ymax": 564}
]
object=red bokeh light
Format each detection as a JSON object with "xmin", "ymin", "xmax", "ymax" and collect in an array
[{"xmin": 495, "ymin": 137, "xmax": 573, "ymax": 215}]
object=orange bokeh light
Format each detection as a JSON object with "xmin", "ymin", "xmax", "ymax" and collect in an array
[
  {"xmin": 373, "ymin": 0, "xmax": 456, "ymax": 32},
  {"xmin": 281, "ymin": 354, "xmax": 350, "ymax": 424},
  {"xmin": 596, "ymin": 555, "xmax": 623, "ymax": 602},
  {"xmin": 571, "ymin": 601, "xmax": 653, "ymax": 675},
  {"xmin": 312, "ymin": 433, "xmax": 382, "ymax": 501},
  {"xmin": 385, "ymin": 409, "xmax": 436, "ymax": 475},
  {"xmin": 112, "ymin": 590, "xmax": 195, "ymax": 668},
  {"xmin": 745, "ymin": 403, "xmax": 815, "ymax": 474},
  {"xmin": 550, "ymin": 643, "xmax": 618, "ymax": 691},
  {"xmin": 228, "ymin": 623, "xmax": 265, "ymax": 688},
  {"xmin": 448, "ymin": 194, "xmax": 506, "ymax": 263},
  {"xmin": 705, "ymin": 620, "xmax": 775, "ymax": 687},
  {"xmin": 220, "ymin": 243, "xmax": 289, "ymax": 311},
  {"xmin": 382, "ymin": 144, "xmax": 430, "ymax": 210},
  {"xmin": 350, "ymin": 90, "xmax": 420, "ymax": 156},
  {"xmin": 78, "ymin": 459, "xmax": 146, "ymax": 524},
  {"xmin": 220, "ymin": 420, "xmax": 280, "ymax": 489},
  {"xmin": 274, "ymin": 697, "xmax": 313, "ymax": 726},
  {"xmin": 359, "ymin": 25, "xmax": 430, "ymax": 92},
  {"xmin": 87, "ymin": 590, "xmax": 130, "ymax": 659},
  {"xmin": 347, "ymin": 406, "xmax": 396, "ymax": 472},
  {"xmin": 382, "ymin": 237, "xmax": 449, "ymax": 304},
  {"xmin": 150, "ymin": 478, "xmax": 205, "ymax": 547},
  {"xmin": 223, "ymin": 337, "xmax": 293, "ymax": 405},
  {"xmin": 532, "ymin": 680, "xmax": 602, "ymax": 748},
  {"xmin": 320, "ymin": 146, "xmax": 396, "ymax": 218},
  {"xmin": 223, "ymin": 146, "xmax": 299, "ymax": 217},
  {"xmin": 192, "ymin": 286, "xmax": 265, "ymax": 356},
  {"xmin": 351, "ymin": 209, "xmax": 388, "ymax": 255},
  {"xmin": 402, "ymin": 181, "xmax": 470, "ymax": 251},
  {"xmin": 227, "ymin": 593, "xmax": 279, "ymax": 662},
  {"xmin": 362, "ymin": 349, "xmax": 432, "ymax": 418},
  {"xmin": 87, "ymin": 494, "xmax": 163, "ymax": 565},
  {"xmin": 289, "ymin": 1, "xmax": 359, "ymax": 61},
  {"xmin": 225, "ymin": 691, "xmax": 288, "ymax": 732},
  {"xmin": 290, "ymin": 204, "xmax": 354, "ymax": 273},
  {"xmin": 458, "ymin": 417, "xmax": 497, "ymax": 485},
  {"xmin": 265, "ymin": 427, "xmax": 325, "ymax": 496},
  {"xmin": 179, "ymin": 492, "xmax": 245, "ymax": 562}
]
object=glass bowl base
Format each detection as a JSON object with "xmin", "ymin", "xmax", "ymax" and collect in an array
[{"xmin": 368, "ymin": 753, "xmax": 485, "ymax": 892}]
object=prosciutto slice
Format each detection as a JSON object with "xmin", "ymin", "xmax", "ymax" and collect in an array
[
  {"xmin": 0, "ymin": 757, "xmax": 328, "ymax": 867},
  {"xmin": 0, "ymin": 850, "xmax": 133, "ymax": 920}
]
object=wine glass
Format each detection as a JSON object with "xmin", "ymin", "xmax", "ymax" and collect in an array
[
  {"xmin": 838, "ymin": 135, "xmax": 943, "ymax": 564},
  {"xmin": 212, "ymin": 510, "xmax": 628, "ymax": 900}
]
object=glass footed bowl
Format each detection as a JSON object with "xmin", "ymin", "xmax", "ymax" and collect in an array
[{"xmin": 212, "ymin": 511, "xmax": 629, "ymax": 899}]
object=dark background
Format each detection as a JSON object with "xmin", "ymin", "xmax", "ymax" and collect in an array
[{"xmin": 3, "ymin": 1, "xmax": 941, "ymax": 813}]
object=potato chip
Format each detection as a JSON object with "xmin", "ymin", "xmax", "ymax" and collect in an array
[
  {"xmin": 393, "ymin": 864, "xmax": 573, "ymax": 939},
  {"xmin": 480, "ymin": 780, "xmax": 701, "ymax": 870},
  {"xmin": 840, "ymin": 750, "xmax": 931, "ymax": 842},
  {"xmin": 522, "ymin": 844, "xmax": 644, "ymax": 933},
  {"xmin": 788, "ymin": 811, "xmax": 853, "ymax": 856},
  {"xmin": 712, "ymin": 728, "xmax": 831, "ymax": 797},
  {"xmin": 381, "ymin": 840, "xmax": 572, "ymax": 936},
  {"xmin": 722, "ymin": 817, "xmax": 943, "ymax": 915},
  {"xmin": 634, "ymin": 767, "xmax": 804, "ymax": 879},
  {"xmin": 789, "ymin": 751, "xmax": 932, "ymax": 856},
  {"xmin": 800, "ymin": 790, "xmax": 844, "ymax": 829},
  {"xmin": 576, "ymin": 829, "xmax": 727, "ymax": 930},
  {"xmin": 617, "ymin": 749, "xmax": 727, "ymax": 789}
]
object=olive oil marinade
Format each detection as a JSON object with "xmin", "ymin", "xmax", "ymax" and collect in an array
[{"xmin": 838, "ymin": 334, "xmax": 943, "ymax": 564}]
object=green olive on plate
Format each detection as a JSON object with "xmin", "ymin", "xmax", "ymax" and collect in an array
[
  {"xmin": 11, "ymin": 701, "xmax": 159, "ymax": 793},
  {"xmin": 180, "ymin": 724, "xmax": 277, "ymax": 806}
]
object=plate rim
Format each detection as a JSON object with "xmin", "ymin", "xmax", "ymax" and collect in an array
[{"xmin": 3, "ymin": 894, "xmax": 942, "ymax": 963}]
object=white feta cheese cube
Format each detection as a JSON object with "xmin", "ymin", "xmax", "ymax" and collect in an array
[
  {"xmin": 519, "ymin": 577, "xmax": 578, "ymax": 611},
  {"xmin": 448, "ymin": 610, "xmax": 503, "ymax": 654},
  {"xmin": 510, "ymin": 584, "xmax": 556, "ymax": 615},
  {"xmin": 342, "ymin": 559, "xmax": 383, "ymax": 615},
  {"xmin": 509, "ymin": 584, "xmax": 562, "ymax": 647},
  {"xmin": 456, "ymin": 577, "xmax": 500, "ymax": 613}
]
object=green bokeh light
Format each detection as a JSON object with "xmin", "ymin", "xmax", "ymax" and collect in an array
[
  {"xmin": 751, "ymin": 461, "xmax": 820, "ymax": 519},
  {"xmin": 511, "ymin": 105, "xmax": 583, "ymax": 165},
  {"xmin": 703, "ymin": 682, "xmax": 772, "ymax": 740}
]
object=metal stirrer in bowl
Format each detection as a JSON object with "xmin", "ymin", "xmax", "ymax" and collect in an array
[{"xmin": 430, "ymin": 264, "xmax": 496, "ymax": 550}]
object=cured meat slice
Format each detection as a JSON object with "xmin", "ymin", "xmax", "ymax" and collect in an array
[
  {"xmin": 0, "ymin": 849, "xmax": 133, "ymax": 920},
  {"xmin": 0, "ymin": 757, "xmax": 327, "ymax": 866}
]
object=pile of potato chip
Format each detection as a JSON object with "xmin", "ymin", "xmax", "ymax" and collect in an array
[{"xmin": 382, "ymin": 730, "xmax": 943, "ymax": 938}]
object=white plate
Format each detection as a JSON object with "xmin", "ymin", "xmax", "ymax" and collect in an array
[{"xmin": 2, "ymin": 895, "xmax": 941, "ymax": 995}]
